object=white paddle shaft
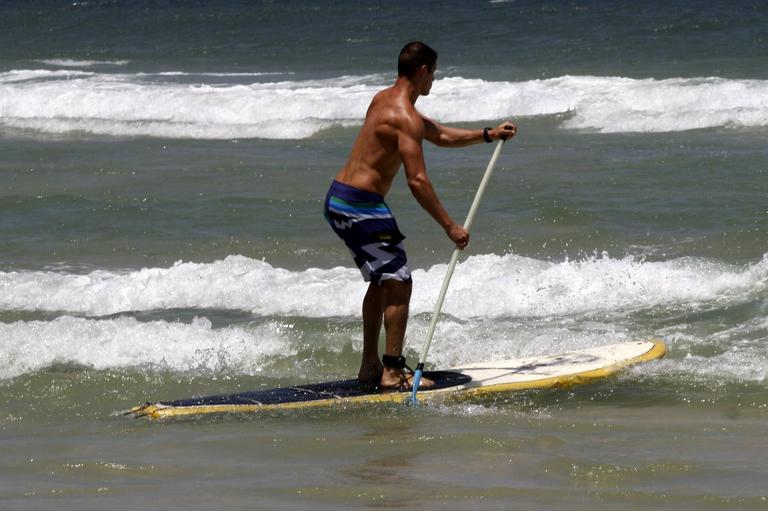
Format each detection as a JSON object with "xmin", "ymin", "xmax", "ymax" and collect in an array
[{"xmin": 417, "ymin": 139, "xmax": 507, "ymax": 364}]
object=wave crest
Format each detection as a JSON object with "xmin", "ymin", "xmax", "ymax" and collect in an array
[
  {"xmin": 1, "ymin": 71, "xmax": 766, "ymax": 139},
  {"xmin": 1, "ymin": 253, "xmax": 765, "ymax": 318}
]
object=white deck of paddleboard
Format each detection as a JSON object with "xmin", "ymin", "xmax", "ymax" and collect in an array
[{"xmin": 449, "ymin": 340, "xmax": 659, "ymax": 389}]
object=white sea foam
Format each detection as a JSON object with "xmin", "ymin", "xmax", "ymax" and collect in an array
[
  {"xmin": 0, "ymin": 69, "xmax": 95, "ymax": 83},
  {"xmin": 0, "ymin": 315, "xmax": 288, "ymax": 380},
  {"xmin": 1, "ymin": 253, "xmax": 765, "ymax": 319},
  {"xmin": 0, "ymin": 313, "xmax": 629, "ymax": 380},
  {"xmin": 1, "ymin": 70, "xmax": 766, "ymax": 138},
  {"xmin": 636, "ymin": 330, "xmax": 768, "ymax": 384},
  {"xmin": 34, "ymin": 59, "xmax": 130, "ymax": 68}
]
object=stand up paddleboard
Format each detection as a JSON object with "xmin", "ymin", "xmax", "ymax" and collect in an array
[{"xmin": 124, "ymin": 340, "xmax": 665, "ymax": 419}]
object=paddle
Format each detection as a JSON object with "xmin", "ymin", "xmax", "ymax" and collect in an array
[{"xmin": 410, "ymin": 136, "xmax": 509, "ymax": 404}]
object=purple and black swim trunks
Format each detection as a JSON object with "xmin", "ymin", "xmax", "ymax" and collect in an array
[{"xmin": 324, "ymin": 180, "xmax": 412, "ymax": 285}]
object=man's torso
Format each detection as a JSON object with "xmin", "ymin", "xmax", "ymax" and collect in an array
[{"xmin": 334, "ymin": 86, "xmax": 420, "ymax": 196}]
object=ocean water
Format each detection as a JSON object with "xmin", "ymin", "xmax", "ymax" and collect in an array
[{"xmin": 1, "ymin": 1, "xmax": 767, "ymax": 509}]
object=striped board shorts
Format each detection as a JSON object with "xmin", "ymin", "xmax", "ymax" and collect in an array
[{"xmin": 324, "ymin": 180, "xmax": 412, "ymax": 285}]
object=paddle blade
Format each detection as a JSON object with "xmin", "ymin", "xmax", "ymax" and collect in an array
[{"xmin": 410, "ymin": 367, "xmax": 424, "ymax": 405}]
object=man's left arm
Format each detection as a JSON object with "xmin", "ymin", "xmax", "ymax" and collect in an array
[{"xmin": 421, "ymin": 116, "xmax": 517, "ymax": 148}]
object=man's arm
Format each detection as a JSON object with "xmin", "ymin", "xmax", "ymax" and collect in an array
[
  {"xmin": 398, "ymin": 116, "xmax": 469, "ymax": 248},
  {"xmin": 421, "ymin": 115, "xmax": 517, "ymax": 147}
]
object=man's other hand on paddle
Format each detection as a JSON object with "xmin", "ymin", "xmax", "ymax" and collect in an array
[{"xmin": 446, "ymin": 222, "xmax": 469, "ymax": 250}]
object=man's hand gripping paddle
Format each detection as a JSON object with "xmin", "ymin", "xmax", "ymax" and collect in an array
[{"xmin": 410, "ymin": 131, "xmax": 512, "ymax": 404}]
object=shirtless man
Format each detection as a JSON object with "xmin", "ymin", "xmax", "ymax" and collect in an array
[{"xmin": 324, "ymin": 41, "xmax": 517, "ymax": 390}]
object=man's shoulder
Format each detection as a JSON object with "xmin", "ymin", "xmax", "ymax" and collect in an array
[
  {"xmin": 370, "ymin": 90, "xmax": 422, "ymax": 133},
  {"xmin": 372, "ymin": 87, "xmax": 409, "ymax": 109}
]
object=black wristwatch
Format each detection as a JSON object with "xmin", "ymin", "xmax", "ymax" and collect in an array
[{"xmin": 483, "ymin": 127, "xmax": 493, "ymax": 143}]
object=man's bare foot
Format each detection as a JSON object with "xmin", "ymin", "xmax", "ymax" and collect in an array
[
  {"xmin": 380, "ymin": 367, "xmax": 434, "ymax": 391},
  {"xmin": 358, "ymin": 360, "xmax": 383, "ymax": 385}
]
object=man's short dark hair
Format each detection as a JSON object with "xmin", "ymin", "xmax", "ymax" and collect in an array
[{"xmin": 397, "ymin": 41, "xmax": 438, "ymax": 77}]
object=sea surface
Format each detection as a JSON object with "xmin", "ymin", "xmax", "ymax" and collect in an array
[{"xmin": 1, "ymin": 1, "xmax": 767, "ymax": 510}]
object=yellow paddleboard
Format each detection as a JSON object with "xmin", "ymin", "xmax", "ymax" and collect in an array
[{"xmin": 125, "ymin": 339, "xmax": 665, "ymax": 419}]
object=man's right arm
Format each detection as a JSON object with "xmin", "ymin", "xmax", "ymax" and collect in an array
[{"xmin": 397, "ymin": 116, "xmax": 469, "ymax": 249}]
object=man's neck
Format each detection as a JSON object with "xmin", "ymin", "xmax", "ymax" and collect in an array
[{"xmin": 393, "ymin": 75, "xmax": 420, "ymax": 104}]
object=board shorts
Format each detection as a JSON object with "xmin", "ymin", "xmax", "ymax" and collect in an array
[{"xmin": 324, "ymin": 180, "xmax": 412, "ymax": 285}]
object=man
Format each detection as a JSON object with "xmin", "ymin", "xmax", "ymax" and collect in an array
[{"xmin": 324, "ymin": 41, "xmax": 517, "ymax": 390}]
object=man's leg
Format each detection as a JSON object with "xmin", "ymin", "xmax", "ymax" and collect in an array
[
  {"xmin": 359, "ymin": 282, "xmax": 385, "ymax": 383},
  {"xmin": 379, "ymin": 280, "xmax": 433, "ymax": 389}
]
